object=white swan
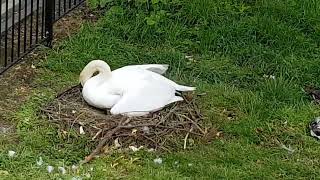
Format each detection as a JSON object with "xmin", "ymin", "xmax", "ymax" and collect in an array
[{"xmin": 79, "ymin": 60, "xmax": 195, "ymax": 117}]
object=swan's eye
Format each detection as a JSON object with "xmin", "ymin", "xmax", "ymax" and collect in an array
[{"xmin": 93, "ymin": 71, "xmax": 99, "ymax": 76}]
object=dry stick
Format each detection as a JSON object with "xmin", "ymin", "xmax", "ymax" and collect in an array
[
  {"xmin": 81, "ymin": 125, "xmax": 122, "ymax": 164},
  {"xmin": 187, "ymin": 106, "xmax": 198, "ymax": 120},
  {"xmin": 40, "ymin": 108, "xmax": 71, "ymax": 118},
  {"xmin": 40, "ymin": 108, "xmax": 57, "ymax": 115},
  {"xmin": 159, "ymin": 137, "xmax": 171, "ymax": 152},
  {"xmin": 142, "ymin": 135, "xmax": 162, "ymax": 150},
  {"xmin": 119, "ymin": 123, "xmax": 157, "ymax": 129},
  {"xmin": 89, "ymin": 125, "xmax": 102, "ymax": 130},
  {"xmin": 114, "ymin": 132, "xmax": 158, "ymax": 138},
  {"xmin": 156, "ymin": 126, "xmax": 203, "ymax": 136},
  {"xmin": 52, "ymin": 111, "xmax": 89, "ymax": 131},
  {"xmin": 156, "ymin": 106, "xmax": 178, "ymax": 126},
  {"xmin": 56, "ymin": 84, "xmax": 81, "ymax": 98},
  {"xmin": 184, "ymin": 127, "xmax": 194, "ymax": 150},
  {"xmin": 178, "ymin": 114, "xmax": 206, "ymax": 135},
  {"xmin": 81, "ymin": 118, "xmax": 131, "ymax": 164},
  {"xmin": 192, "ymin": 101, "xmax": 202, "ymax": 118},
  {"xmin": 92, "ymin": 129, "xmax": 103, "ymax": 140},
  {"xmin": 120, "ymin": 123, "xmax": 192, "ymax": 133},
  {"xmin": 70, "ymin": 115, "xmax": 79, "ymax": 130}
]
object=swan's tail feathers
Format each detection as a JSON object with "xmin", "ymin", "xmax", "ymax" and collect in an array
[
  {"xmin": 131, "ymin": 64, "xmax": 169, "ymax": 74},
  {"xmin": 143, "ymin": 64, "xmax": 169, "ymax": 74},
  {"xmin": 169, "ymin": 96, "xmax": 184, "ymax": 104},
  {"xmin": 175, "ymin": 85, "xmax": 196, "ymax": 92}
]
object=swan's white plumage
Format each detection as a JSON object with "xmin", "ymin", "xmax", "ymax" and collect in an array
[
  {"xmin": 124, "ymin": 64, "xmax": 169, "ymax": 75},
  {"xmin": 80, "ymin": 60, "xmax": 195, "ymax": 117}
]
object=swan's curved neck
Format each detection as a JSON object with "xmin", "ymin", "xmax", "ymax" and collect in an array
[{"xmin": 80, "ymin": 60, "xmax": 112, "ymax": 86}]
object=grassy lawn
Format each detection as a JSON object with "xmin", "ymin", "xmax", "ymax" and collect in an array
[{"xmin": 1, "ymin": 0, "xmax": 320, "ymax": 179}]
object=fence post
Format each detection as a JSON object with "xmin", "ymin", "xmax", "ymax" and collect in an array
[{"xmin": 45, "ymin": 0, "xmax": 54, "ymax": 47}]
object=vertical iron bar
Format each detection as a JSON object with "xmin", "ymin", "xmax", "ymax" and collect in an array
[
  {"xmin": 4, "ymin": 0, "xmax": 8, "ymax": 66},
  {"xmin": 63, "ymin": 0, "xmax": 66, "ymax": 14},
  {"xmin": 45, "ymin": 0, "xmax": 53, "ymax": 47},
  {"xmin": 53, "ymin": 0, "xmax": 55, "ymax": 20},
  {"xmin": 35, "ymin": 0, "xmax": 39, "ymax": 43},
  {"xmin": 68, "ymin": 0, "xmax": 71, "ymax": 10},
  {"xmin": 0, "ymin": 0, "xmax": 2, "ymax": 63},
  {"xmin": 17, "ymin": 0, "xmax": 21, "ymax": 56},
  {"xmin": 30, "ymin": 0, "xmax": 33, "ymax": 47},
  {"xmin": 11, "ymin": 0, "xmax": 15, "ymax": 62},
  {"xmin": 23, "ymin": 0, "xmax": 27, "ymax": 52},
  {"xmin": 41, "ymin": 0, "xmax": 44, "ymax": 37},
  {"xmin": 58, "ymin": 0, "xmax": 61, "ymax": 17}
]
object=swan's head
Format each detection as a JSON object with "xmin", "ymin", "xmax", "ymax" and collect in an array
[{"xmin": 79, "ymin": 60, "xmax": 112, "ymax": 86}]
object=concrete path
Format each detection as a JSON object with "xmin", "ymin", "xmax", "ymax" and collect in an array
[
  {"xmin": 1, "ymin": 0, "xmax": 78, "ymax": 34},
  {"xmin": 1, "ymin": 0, "xmax": 42, "ymax": 34}
]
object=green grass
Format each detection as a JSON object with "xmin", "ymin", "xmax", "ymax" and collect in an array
[{"xmin": 1, "ymin": 0, "xmax": 320, "ymax": 178}]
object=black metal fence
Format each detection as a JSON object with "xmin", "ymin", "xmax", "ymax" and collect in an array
[{"xmin": 0, "ymin": 0, "xmax": 85, "ymax": 74}]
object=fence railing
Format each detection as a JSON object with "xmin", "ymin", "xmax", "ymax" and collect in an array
[{"xmin": 0, "ymin": 0, "xmax": 85, "ymax": 74}]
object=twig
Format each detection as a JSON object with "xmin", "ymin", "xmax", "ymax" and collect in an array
[
  {"xmin": 192, "ymin": 101, "xmax": 202, "ymax": 118},
  {"xmin": 81, "ymin": 126, "xmax": 121, "ymax": 164},
  {"xmin": 156, "ymin": 126, "xmax": 203, "ymax": 136},
  {"xmin": 118, "ymin": 123, "xmax": 157, "ymax": 129},
  {"xmin": 56, "ymin": 84, "xmax": 81, "ymax": 98},
  {"xmin": 156, "ymin": 106, "xmax": 178, "ymax": 126},
  {"xmin": 184, "ymin": 127, "xmax": 193, "ymax": 149},
  {"xmin": 40, "ymin": 108, "xmax": 72, "ymax": 118},
  {"xmin": 92, "ymin": 129, "xmax": 102, "ymax": 140},
  {"xmin": 142, "ymin": 135, "xmax": 160, "ymax": 148},
  {"xmin": 81, "ymin": 119, "xmax": 131, "ymax": 164},
  {"xmin": 178, "ymin": 114, "xmax": 205, "ymax": 135}
]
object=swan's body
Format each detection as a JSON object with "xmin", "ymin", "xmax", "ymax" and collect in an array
[{"xmin": 80, "ymin": 60, "xmax": 195, "ymax": 117}]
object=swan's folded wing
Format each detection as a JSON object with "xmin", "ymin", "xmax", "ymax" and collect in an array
[
  {"xmin": 110, "ymin": 79, "xmax": 175, "ymax": 116},
  {"xmin": 125, "ymin": 64, "xmax": 169, "ymax": 74}
]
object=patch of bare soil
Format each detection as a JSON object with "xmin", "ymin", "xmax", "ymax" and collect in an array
[
  {"xmin": 54, "ymin": 6, "xmax": 105, "ymax": 42},
  {"xmin": 41, "ymin": 85, "xmax": 218, "ymax": 163},
  {"xmin": 0, "ymin": 4, "xmax": 93, "ymax": 135}
]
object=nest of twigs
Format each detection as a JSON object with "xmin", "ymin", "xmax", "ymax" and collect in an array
[{"xmin": 41, "ymin": 85, "xmax": 217, "ymax": 163}]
